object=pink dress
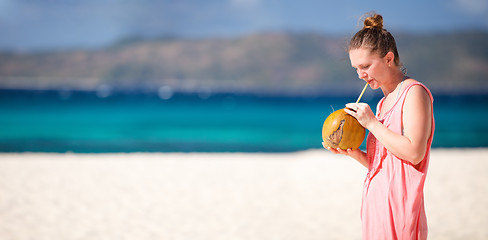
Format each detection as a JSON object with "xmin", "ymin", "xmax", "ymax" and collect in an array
[{"xmin": 362, "ymin": 82, "xmax": 435, "ymax": 240}]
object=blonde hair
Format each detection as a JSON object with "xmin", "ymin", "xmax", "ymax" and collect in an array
[{"xmin": 349, "ymin": 13, "xmax": 401, "ymax": 67}]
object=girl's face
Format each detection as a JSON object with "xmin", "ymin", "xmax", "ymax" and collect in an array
[{"xmin": 349, "ymin": 48, "xmax": 390, "ymax": 89}]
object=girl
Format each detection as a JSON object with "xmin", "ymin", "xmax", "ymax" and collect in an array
[{"xmin": 324, "ymin": 13, "xmax": 435, "ymax": 240}]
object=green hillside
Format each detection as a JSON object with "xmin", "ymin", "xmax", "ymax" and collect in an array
[{"xmin": 0, "ymin": 31, "xmax": 487, "ymax": 95}]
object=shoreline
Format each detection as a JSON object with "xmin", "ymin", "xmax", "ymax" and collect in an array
[
  {"xmin": 0, "ymin": 148, "xmax": 487, "ymax": 240},
  {"xmin": 2, "ymin": 146, "xmax": 487, "ymax": 155}
]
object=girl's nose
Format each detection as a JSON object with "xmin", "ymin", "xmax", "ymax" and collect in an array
[{"xmin": 357, "ymin": 70, "xmax": 367, "ymax": 79}]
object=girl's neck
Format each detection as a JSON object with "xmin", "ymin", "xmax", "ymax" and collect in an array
[{"xmin": 381, "ymin": 69, "xmax": 405, "ymax": 97}]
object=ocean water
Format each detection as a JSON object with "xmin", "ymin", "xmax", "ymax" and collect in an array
[{"xmin": 0, "ymin": 89, "xmax": 487, "ymax": 153}]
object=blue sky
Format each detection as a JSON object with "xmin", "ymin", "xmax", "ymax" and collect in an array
[{"xmin": 0, "ymin": 0, "xmax": 487, "ymax": 50}]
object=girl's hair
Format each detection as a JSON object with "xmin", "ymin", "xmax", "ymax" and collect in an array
[{"xmin": 348, "ymin": 13, "xmax": 401, "ymax": 67}]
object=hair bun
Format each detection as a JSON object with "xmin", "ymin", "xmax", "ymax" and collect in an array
[{"xmin": 363, "ymin": 13, "xmax": 383, "ymax": 29}]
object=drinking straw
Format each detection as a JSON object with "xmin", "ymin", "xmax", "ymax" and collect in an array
[{"xmin": 356, "ymin": 83, "xmax": 369, "ymax": 104}]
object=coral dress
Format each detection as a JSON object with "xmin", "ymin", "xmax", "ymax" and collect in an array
[{"xmin": 362, "ymin": 82, "xmax": 435, "ymax": 240}]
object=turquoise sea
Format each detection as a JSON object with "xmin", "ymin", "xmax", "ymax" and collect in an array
[{"xmin": 0, "ymin": 89, "xmax": 487, "ymax": 153}]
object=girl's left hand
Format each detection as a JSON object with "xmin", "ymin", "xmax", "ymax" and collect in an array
[{"xmin": 344, "ymin": 103, "xmax": 376, "ymax": 129}]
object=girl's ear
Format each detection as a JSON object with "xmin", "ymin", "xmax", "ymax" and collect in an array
[{"xmin": 385, "ymin": 51, "xmax": 395, "ymax": 66}]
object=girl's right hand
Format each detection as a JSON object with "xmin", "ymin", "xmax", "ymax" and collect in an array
[
  {"xmin": 322, "ymin": 142, "xmax": 369, "ymax": 168},
  {"xmin": 323, "ymin": 142, "xmax": 350, "ymax": 155},
  {"xmin": 322, "ymin": 142, "xmax": 364, "ymax": 158}
]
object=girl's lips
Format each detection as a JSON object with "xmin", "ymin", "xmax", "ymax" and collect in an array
[
  {"xmin": 366, "ymin": 79, "xmax": 378, "ymax": 88},
  {"xmin": 366, "ymin": 79, "xmax": 376, "ymax": 85}
]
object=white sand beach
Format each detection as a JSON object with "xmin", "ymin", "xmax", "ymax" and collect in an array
[{"xmin": 0, "ymin": 149, "xmax": 487, "ymax": 240}]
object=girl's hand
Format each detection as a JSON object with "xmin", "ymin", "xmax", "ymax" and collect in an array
[
  {"xmin": 322, "ymin": 142, "xmax": 369, "ymax": 168},
  {"xmin": 344, "ymin": 103, "xmax": 376, "ymax": 129},
  {"xmin": 322, "ymin": 142, "xmax": 362, "ymax": 157}
]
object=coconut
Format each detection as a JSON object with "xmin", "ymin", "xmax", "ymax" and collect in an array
[{"xmin": 322, "ymin": 108, "xmax": 365, "ymax": 150}]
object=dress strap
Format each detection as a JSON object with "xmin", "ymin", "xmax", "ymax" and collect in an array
[
  {"xmin": 395, "ymin": 79, "xmax": 404, "ymax": 101},
  {"xmin": 399, "ymin": 82, "xmax": 434, "ymax": 104}
]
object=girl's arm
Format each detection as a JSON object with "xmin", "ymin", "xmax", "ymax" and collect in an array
[
  {"xmin": 345, "ymin": 85, "xmax": 432, "ymax": 165},
  {"xmin": 323, "ymin": 143, "xmax": 369, "ymax": 168}
]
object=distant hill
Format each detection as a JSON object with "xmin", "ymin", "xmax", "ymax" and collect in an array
[{"xmin": 0, "ymin": 31, "xmax": 487, "ymax": 96}]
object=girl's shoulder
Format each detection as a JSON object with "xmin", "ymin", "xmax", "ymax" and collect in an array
[
  {"xmin": 402, "ymin": 78, "xmax": 433, "ymax": 107},
  {"xmin": 403, "ymin": 78, "xmax": 419, "ymax": 87},
  {"xmin": 402, "ymin": 78, "xmax": 431, "ymax": 97}
]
